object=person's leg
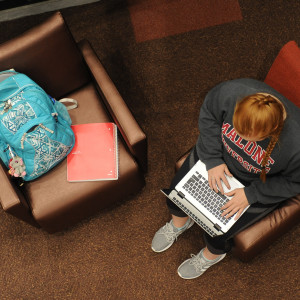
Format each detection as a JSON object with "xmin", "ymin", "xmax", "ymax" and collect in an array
[
  {"xmin": 152, "ymin": 147, "xmax": 199, "ymax": 252},
  {"xmin": 166, "ymin": 147, "xmax": 199, "ymax": 217},
  {"xmin": 202, "ymin": 247, "xmax": 221, "ymax": 260},
  {"xmin": 172, "ymin": 215, "xmax": 189, "ymax": 227}
]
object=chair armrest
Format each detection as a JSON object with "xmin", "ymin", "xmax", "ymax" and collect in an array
[
  {"xmin": 0, "ymin": 162, "xmax": 39, "ymax": 227},
  {"xmin": 78, "ymin": 39, "xmax": 147, "ymax": 172}
]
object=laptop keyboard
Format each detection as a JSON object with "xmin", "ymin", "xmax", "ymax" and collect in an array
[{"xmin": 182, "ymin": 171, "xmax": 232, "ymax": 226}]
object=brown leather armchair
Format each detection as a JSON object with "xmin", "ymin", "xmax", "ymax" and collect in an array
[{"xmin": 0, "ymin": 12, "xmax": 147, "ymax": 233}]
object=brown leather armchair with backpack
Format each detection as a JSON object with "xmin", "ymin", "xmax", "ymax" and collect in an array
[{"xmin": 0, "ymin": 12, "xmax": 147, "ymax": 233}]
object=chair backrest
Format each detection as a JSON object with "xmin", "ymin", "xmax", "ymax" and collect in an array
[
  {"xmin": 0, "ymin": 12, "xmax": 91, "ymax": 98},
  {"xmin": 265, "ymin": 40, "xmax": 300, "ymax": 108}
]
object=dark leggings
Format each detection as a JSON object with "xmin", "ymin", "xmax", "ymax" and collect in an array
[{"xmin": 167, "ymin": 147, "xmax": 279, "ymax": 255}]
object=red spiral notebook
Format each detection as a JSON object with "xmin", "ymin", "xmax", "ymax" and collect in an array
[{"xmin": 67, "ymin": 123, "xmax": 118, "ymax": 182}]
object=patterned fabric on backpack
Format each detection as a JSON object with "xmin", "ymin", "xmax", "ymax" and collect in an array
[{"xmin": 0, "ymin": 70, "xmax": 75, "ymax": 181}]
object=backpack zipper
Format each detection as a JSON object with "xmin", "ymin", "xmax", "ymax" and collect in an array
[
  {"xmin": 20, "ymin": 123, "xmax": 54, "ymax": 149},
  {"xmin": 20, "ymin": 133, "xmax": 27, "ymax": 149},
  {"xmin": 0, "ymin": 99, "xmax": 12, "ymax": 115},
  {"xmin": 0, "ymin": 91, "xmax": 25, "ymax": 114},
  {"xmin": 39, "ymin": 123, "xmax": 54, "ymax": 133}
]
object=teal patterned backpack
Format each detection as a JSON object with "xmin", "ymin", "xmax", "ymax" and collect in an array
[{"xmin": 0, "ymin": 70, "xmax": 76, "ymax": 181}]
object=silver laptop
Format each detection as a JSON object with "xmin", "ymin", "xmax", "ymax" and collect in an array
[{"xmin": 161, "ymin": 160, "xmax": 249, "ymax": 237}]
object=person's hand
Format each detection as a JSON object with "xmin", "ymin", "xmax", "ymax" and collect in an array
[
  {"xmin": 221, "ymin": 188, "xmax": 249, "ymax": 220},
  {"xmin": 207, "ymin": 164, "xmax": 233, "ymax": 194}
]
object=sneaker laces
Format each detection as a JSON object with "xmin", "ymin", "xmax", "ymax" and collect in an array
[
  {"xmin": 188, "ymin": 252, "xmax": 204, "ymax": 272},
  {"xmin": 159, "ymin": 222, "xmax": 180, "ymax": 243}
]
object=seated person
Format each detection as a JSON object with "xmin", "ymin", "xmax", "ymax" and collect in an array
[{"xmin": 151, "ymin": 78, "xmax": 300, "ymax": 280}]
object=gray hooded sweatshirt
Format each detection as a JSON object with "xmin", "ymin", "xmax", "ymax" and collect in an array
[{"xmin": 196, "ymin": 78, "xmax": 300, "ymax": 205}]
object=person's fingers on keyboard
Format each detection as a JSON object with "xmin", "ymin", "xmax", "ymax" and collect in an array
[
  {"xmin": 212, "ymin": 178, "xmax": 219, "ymax": 193},
  {"xmin": 216, "ymin": 177, "xmax": 224, "ymax": 194},
  {"xmin": 220, "ymin": 174, "xmax": 230, "ymax": 192},
  {"xmin": 208, "ymin": 175, "xmax": 217, "ymax": 193}
]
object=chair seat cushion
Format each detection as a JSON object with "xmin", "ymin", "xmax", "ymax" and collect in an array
[{"xmin": 23, "ymin": 83, "xmax": 144, "ymax": 233}]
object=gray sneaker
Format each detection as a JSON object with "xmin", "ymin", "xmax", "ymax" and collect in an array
[
  {"xmin": 151, "ymin": 218, "xmax": 194, "ymax": 253},
  {"xmin": 177, "ymin": 248, "xmax": 226, "ymax": 279}
]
